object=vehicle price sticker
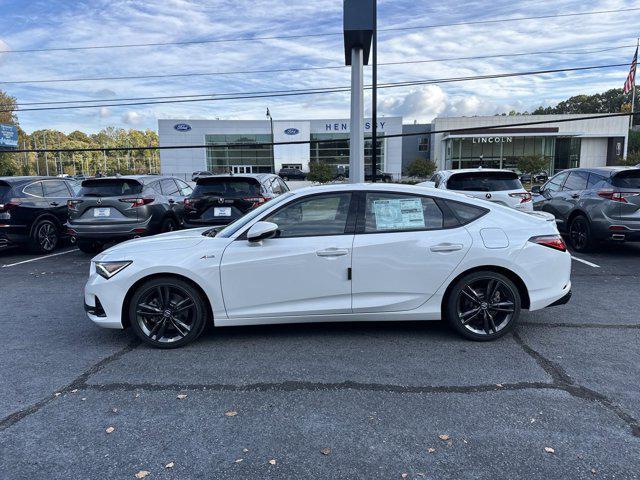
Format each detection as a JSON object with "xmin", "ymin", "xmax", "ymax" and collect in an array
[
  {"xmin": 373, "ymin": 198, "xmax": 425, "ymax": 230},
  {"xmin": 93, "ymin": 208, "xmax": 111, "ymax": 217},
  {"xmin": 214, "ymin": 207, "xmax": 232, "ymax": 217}
]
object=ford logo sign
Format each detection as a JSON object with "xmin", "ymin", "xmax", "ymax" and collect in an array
[
  {"xmin": 174, "ymin": 123, "xmax": 192, "ymax": 132},
  {"xmin": 284, "ymin": 128, "xmax": 300, "ymax": 136}
]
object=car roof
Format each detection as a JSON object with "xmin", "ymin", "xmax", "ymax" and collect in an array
[
  {"xmin": 438, "ymin": 168, "xmax": 516, "ymax": 176},
  {"xmin": 81, "ymin": 175, "xmax": 163, "ymax": 185},
  {"xmin": 197, "ymin": 174, "xmax": 276, "ymax": 182},
  {"xmin": 0, "ymin": 176, "xmax": 65, "ymax": 185}
]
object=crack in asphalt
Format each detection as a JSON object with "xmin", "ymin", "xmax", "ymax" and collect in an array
[
  {"xmin": 512, "ymin": 332, "xmax": 640, "ymax": 438},
  {"xmin": 0, "ymin": 339, "xmax": 139, "ymax": 432},
  {"xmin": 521, "ymin": 322, "xmax": 640, "ymax": 329}
]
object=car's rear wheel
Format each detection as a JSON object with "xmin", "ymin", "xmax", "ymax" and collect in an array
[
  {"xmin": 445, "ymin": 271, "xmax": 521, "ymax": 341},
  {"xmin": 160, "ymin": 217, "xmax": 178, "ymax": 233},
  {"xmin": 77, "ymin": 240, "xmax": 103, "ymax": 254},
  {"xmin": 129, "ymin": 277, "xmax": 208, "ymax": 349},
  {"xmin": 568, "ymin": 214, "xmax": 594, "ymax": 252},
  {"xmin": 29, "ymin": 219, "xmax": 59, "ymax": 254},
  {"xmin": 282, "ymin": 176, "xmax": 289, "ymax": 181}
]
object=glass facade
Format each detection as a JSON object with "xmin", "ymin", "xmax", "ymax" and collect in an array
[
  {"xmin": 206, "ymin": 134, "xmax": 273, "ymax": 173},
  {"xmin": 444, "ymin": 135, "xmax": 579, "ymax": 174},
  {"xmin": 310, "ymin": 133, "xmax": 385, "ymax": 169}
]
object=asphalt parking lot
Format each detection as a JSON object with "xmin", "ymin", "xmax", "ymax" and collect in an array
[{"xmin": 1, "ymin": 242, "xmax": 639, "ymax": 479}]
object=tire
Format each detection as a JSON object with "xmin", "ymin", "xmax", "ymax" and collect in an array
[
  {"xmin": 159, "ymin": 216, "xmax": 178, "ymax": 234},
  {"xmin": 283, "ymin": 176, "xmax": 289, "ymax": 181},
  {"xmin": 568, "ymin": 214, "xmax": 595, "ymax": 252},
  {"xmin": 77, "ymin": 240, "xmax": 103, "ymax": 254},
  {"xmin": 444, "ymin": 271, "xmax": 521, "ymax": 341},
  {"xmin": 129, "ymin": 277, "xmax": 208, "ymax": 349},
  {"xmin": 29, "ymin": 218, "xmax": 59, "ymax": 254}
]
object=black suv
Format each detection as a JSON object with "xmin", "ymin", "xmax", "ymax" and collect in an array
[
  {"xmin": 184, "ymin": 174, "xmax": 289, "ymax": 228},
  {"xmin": 67, "ymin": 176, "xmax": 193, "ymax": 253},
  {"xmin": 533, "ymin": 167, "xmax": 640, "ymax": 251},
  {"xmin": 0, "ymin": 176, "xmax": 76, "ymax": 253},
  {"xmin": 278, "ymin": 168, "xmax": 307, "ymax": 181}
]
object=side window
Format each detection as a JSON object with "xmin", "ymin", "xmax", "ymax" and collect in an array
[
  {"xmin": 23, "ymin": 182, "xmax": 44, "ymax": 197},
  {"xmin": 43, "ymin": 180, "xmax": 72, "ymax": 198},
  {"xmin": 442, "ymin": 199, "xmax": 487, "ymax": 225},
  {"xmin": 148, "ymin": 181, "xmax": 163, "ymax": 195},
  {"xmin": 264, "ymin": 193, "xmax": 352, "ymax": 238},
  {"xmin": 160, "ymin": 178, "xmax": 180, "ymax": 196},
  {"xmin": 278, "ymin": 178, "xmax": 289, "ymax": 192},
  {"xmin": 587, "ymin": 173, "xmax": 607, "ymax": 189},
  {"xmin": 562, "ymin": 171, "xmax": 589, "ymax": 191},
  {"xmin": 364, "ymin": 193, "xmax": 444, "ymax": 233},
  {"xmin": 545, "ymin": 172, "xmax": 569, "ymax": 193},
  {"xmin": 434, "ymin": 173, "xmax": 442, "ymax": 188},
  {"xmin": 176, "ymin": 179, "xmax": 193, "ymax": 196},
  {"xmin": 270, "ymin": 178, "xmax": 282, "ymax": 194}
]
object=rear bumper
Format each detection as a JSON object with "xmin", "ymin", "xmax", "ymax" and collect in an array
[
  {"xmin": 0, "ymin": 225, "xmax": 30, "ymax": 247},
  {"xmin": 67, "ymin": 217, "xmax": 153, "ymax": 240}
]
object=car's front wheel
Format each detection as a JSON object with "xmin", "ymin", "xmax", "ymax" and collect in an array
[
  {"xmin": 445, "ymin": 271, "xmax": 521, "ymax": 341},
  {"xmin": 129, "ymin": 277, "xmax": 208, "ymax": 348}
]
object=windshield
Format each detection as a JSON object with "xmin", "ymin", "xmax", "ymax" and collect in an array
[
  {"xmin": 447, "ymin": 172, "xmax": 522, "ymax": 192},
  {"xmin": 212, "ymin": 192, "xmax": 294, "ymax": 238},
  {"xmin": 79, "ymin": 179, "xmax": 143, "ymax": 197},
  {"xmin": 611, "ymin": 169, "xmax": 640, "ymax": 189},
  {"xmin": 193, "ymin": 178, "xmax": 260, "ymax": 197}
]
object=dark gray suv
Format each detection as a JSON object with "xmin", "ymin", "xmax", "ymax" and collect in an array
[
  {"xmin": 532, "ymin": 167, "xmax": 640, "ymax": 251},
  {"xmin": 67, "ymin": 175, "xmax": 193, "ymax": 253}
]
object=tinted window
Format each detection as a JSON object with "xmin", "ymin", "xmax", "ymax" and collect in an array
[
  {"xmin": 43, "ymin": 180, "xmax": 71, "ymax": 197},
  {"xmin": 193, "ymin": 178, "xmax": 260, "ymax": 197},
  {"xmin": 79, "ymin": 179, "xmax": 143, "ymax": 197},
  {"xmin": 160, "ymin": 178, "xmax": 180, "ymax": 196},
  {"xmin": 0, "ymin": 183, "xmax": 11, "ymax": 201},
  {"xmin": 176, "ymin": 179, "xmax": 193, "ymax": 196},
  {"xmin": 443, "ymin": 200, "xmax": 487, "ymax": 224},
  {"xmin": 545, "ymin": 172, "xmax": 569, "ymax": 193},
  {"xmin": 562, "ymin": 171, "xmax": 589, "ymax": 191},
  {"xmin": 270, "ymin": 178, "xmax": 283, "ymax": 194},
  {"xmin": 587, "ymin": 173, "xmax": 607, "ymax": 189},
  {"xmin": 611, "ymin": 170, "xmax": 640, "ymax": 189},
  {"xmin": 364, "ymin": 193, "xmax": 443, "ymax": 232},
  {"xmin": 278, "ymin": 178, "xmax": 289, "ymax": 192},
  {"xmin": 23, "ymin": 182, "xmax": 44, "ymax": 197},
  {"xmin": 447, "ymin": 171, "xmax": 522, "ymax": 191},
  {"xmin": 265, "ymin": 193, "xmax": 352, "ymax": 238}
]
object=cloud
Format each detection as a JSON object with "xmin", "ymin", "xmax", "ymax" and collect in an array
[
  {"xmin": 94, "ymin": 89, "xmax": 117, "ymax": 98},
  {"xmin": 99, "ymin": 107, "xmax": 111, "ymax": 118},
  {"xmin": 121, "ymin": 110, "xmax": 143, "ymax": 125}
]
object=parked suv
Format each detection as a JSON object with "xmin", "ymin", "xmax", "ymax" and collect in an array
[
  {"xmin": 0, "ymin": 176, "xmax": 76, "ymax": 253},
  {"xmin": 278, "ymin": 167, "xmax": 307, "ymax": 181},
  {"xmin": 67, "ymin": 175, "xmax": 193, "ymax": 254},
  {"xmin": 183, "ymin": 174, "xmax": 289, "ymax": 228},
  {"xmin": 420, "ymin": 169, "xmax": 533, "ymax": 211},
  {"xmin": 192, "ymin": 171, "xmax": 213, "ymax": 182},
  {"xmin": 532, "ymin": 167, "xmax": 640, "ymax": 251}
]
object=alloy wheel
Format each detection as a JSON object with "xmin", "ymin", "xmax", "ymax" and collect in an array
[
  {"xmin": 456, "ymin": 277, "xmax": 516, "ymax": 336},
  {"xmin": 135, "ymin": 284, "xmax": 197, "ymax": 344},
  {"xmin": 569, "ymin": 217, "xmax": 588, "ymax": 251},
  {"xmin": 38, "ymin": 222, "xmax": 58, "ymax": 252}
]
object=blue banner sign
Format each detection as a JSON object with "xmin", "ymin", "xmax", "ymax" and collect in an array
[{"xmin": 0, "ymin": 124, "xmax": 18, "ymax": 148}]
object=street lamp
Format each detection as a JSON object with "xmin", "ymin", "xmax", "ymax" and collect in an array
[{"xmin": 266, "ymin": 108, "xmax": 275, "ymax": 173}]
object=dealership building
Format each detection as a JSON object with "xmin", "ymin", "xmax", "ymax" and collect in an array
[{"xmin": 159, "ymin": 114, "xmax": 629, "ymax": 178}]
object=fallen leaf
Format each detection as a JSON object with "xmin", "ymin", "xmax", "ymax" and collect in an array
[
  {"xmin": 235, "ymin": 459, "xmax": 243, "ymax": 463},
  {"xmin": 81, "ymin": 398, "xmax": 87, "ymax": 401},
  {"xmin": 54, "ymin": 392, "xmax": 61, "ymax": 397},
  {"xmin": 177, "ymin": 394, "xmax": 187, "ymax": 400},
  {"xmin": 71, "ymin": 389, "xmax": 78, "ymax": 393},
  {"xmin": 165, "ymin": 462, "xmax": 174, "ymax": 469},
  {"xmin": 112, "ymin": 407, "xmax": 118, "ymax": 413},
  {"xmin": 224, "ymin": 410, "xmax": 238, "ymax": 417},
  {"xmin": 401, "ymin": 474, "xmax": 408, "ymax": 479},
  {"xmin": 320, "ymin": 447, "xmax": 331, "ymax": 455},
  {"xmin": 496, "ymin": 384, "xmax": 503, "ymax": 388},
  {"xmin": 134, "ymin": 393, "xmax": 140, "ymax": 398},
  {"xmin": 438, "ymin": 434, "xmax": 450, "ymax": 441},
  {"xmin": 135, "ymin": 471, "xmax": 150, "ymax": 479},
  {"xmin": 268, "ymin": 459, "xmax": 276, "ymax": 465},
  {"xmin": 427, "ymin": 448, "xmax": 436, "ymax": 454},
  {"xmin": 591, "ymin": 468, "xmax": 597, "ymax": 475},
  {"xmin": 242, "ymin": 448, "xmax": 249, "ymax": 453},
  {"xmin": 544, "ymin": 447, "xmax": 555, "ymax": 454},
  {"xmin": 105, "ymin": 426, "xmax": 115, "ymax": 434}
]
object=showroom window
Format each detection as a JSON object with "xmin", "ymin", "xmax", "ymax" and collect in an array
[{"xmin": 206, "ymin": 134, "xmax": 273, "ymax": 173}]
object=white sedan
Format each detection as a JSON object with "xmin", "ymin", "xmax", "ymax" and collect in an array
[{"xmin": 84, "ymin": 183, "xmax": 571, "ymax": 348}]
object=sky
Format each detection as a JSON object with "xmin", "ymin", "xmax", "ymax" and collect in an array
[{"xmin": 0, "ymin": 0, "xmax": 638, "ymax": 134}]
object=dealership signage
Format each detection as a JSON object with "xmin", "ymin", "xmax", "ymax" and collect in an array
[
  {"xmin": 174, "ymin": 123, "xmax": 192, "ymax": 132},
  {"xmin": 325, "ymin": 121, "xmax": 387, "ymax": 132},
  {"xmin": 0, "ymin": 124, "xmax": 18, "ymax": 149},
  {"xmin": 472, "ymin": 136, "xmax": 513, "ymax": 144},
  {"xmin": 284, "ymin": 128, "xmax": 300, "ymax": 135}
]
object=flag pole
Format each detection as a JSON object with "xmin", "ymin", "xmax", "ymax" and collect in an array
[{"xmin": 624, "ymin": 38, "xmax": 638, "ymax": 161}]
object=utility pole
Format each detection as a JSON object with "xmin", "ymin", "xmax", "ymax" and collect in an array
[
  {"xmin": 371, "ymin": 0, "xmax": 378, "ymax": 182},
  {"xmin": 266, "ymin": 108, "xmax": 275, "ymax": 173},
  {"xmin": 34, "ymin": 137, "xmax": 40, "ymax": 175},
  {"xmin": 43, "ymin": 132, "xmax": 49, "ymax": 176}
]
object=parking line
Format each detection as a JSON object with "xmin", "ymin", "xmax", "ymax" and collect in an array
[
  {"xmin": 1, "ymin": 248, "xmax": 79, "ymax": 268},
  {"xmin": 570, "ymin": 255, "xmax": 600, "ymax": 268}
]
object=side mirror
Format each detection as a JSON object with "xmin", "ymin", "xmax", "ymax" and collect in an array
[
  {"xmin": 421, "ymin": 181, "xmax": 436, "ymax": 188},
  {"xmin": 531, "ymin": 186, "xmax": 541, "ymax": 194},
  {"xmin": 247, "ymin": 221, "xmax": 278, "ymax": 243}
]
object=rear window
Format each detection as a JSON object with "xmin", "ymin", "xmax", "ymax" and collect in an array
[
  {"xmin": 611, "ymin": 170, "xmax": 640, "ymax": 189},
  {"xmin": 79, "ymin": 179, "xmax": 143, "ymax": 197},
  {"xmin": 447, "ymin": 172, "xmax": 522, "ymax": 192},
  {"xmin": 193, "ymin": 178, "xmax": 261, "ymax": 197},
  {"xmin": 0, "ymin": 183, "xmax": 11, "ymax": 201},
  {"xmin": 443, "ymin": 199, "xmax": 488, "ymax": 225}
]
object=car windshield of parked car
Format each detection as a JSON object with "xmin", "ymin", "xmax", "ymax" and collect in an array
[
  {"xmin": 447, "ymin": 172, "xmax": 523, "ymax": 192},
  {"xmin": 194, "ymin": 178, "xmax": 261, "ymax": 197},
  {"xmin": 611, "ymin": 170, "xmax": 640, "ymax": 189},
  {"xmin": 213, "ymin": 192, "xmax": 295, "ymax": 238},
  {"xmin": 79, "ymin": 179, "xmax": 143, "ymax": 197}
]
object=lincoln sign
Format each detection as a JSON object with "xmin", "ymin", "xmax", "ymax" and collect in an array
[{"xmin": 472, "ymin": 136, "xmax": 513, "ymax": 144}]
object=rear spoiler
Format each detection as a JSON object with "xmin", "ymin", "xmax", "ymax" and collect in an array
[{"xmin": 525, "ymin": 211, "xmax": 556, "ymax": 222}]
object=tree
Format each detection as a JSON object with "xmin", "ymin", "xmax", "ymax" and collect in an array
[
  {"xmin": 307, "ymin": 162, "xmax": 334, "ymax": 183},
  {"xmin": 516, "ymin": 155, "xmax": 548, "ymax": 186},
  {"xmin": 406, "ymin": 157, "xmax": 437, "ymax": 178},
  {"xmin": 0, "ymin": 90, "xmax": 20, "ymax": 175}
]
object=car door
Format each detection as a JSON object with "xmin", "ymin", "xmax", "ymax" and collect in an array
[
  {"xmin": 220, "ymin": 192, "xmax": 355, "ymax": 319},
  {"xmin": 42, "ymin": 179, "xmax": 73, "ymax": 226},
  {"xmin": 534, "ymin": 171, "xmax": 569, "ymax": 222},
  {"xmin": 159, "ymin": 178, "xmax": 183, "ymax": 216},
  {"xmin": 556, "ymin": 170, "xmax": 589, "ymax": 219},
  {"xmin": 351, "ymin": 191, "xmax": 472, "ymax": 313}
]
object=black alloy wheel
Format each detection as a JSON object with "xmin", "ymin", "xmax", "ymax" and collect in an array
[
  {"xmin": 160, "ymin": 217, "xmax": 178, "ymax": 233},
  {"xmin": 568, "ymin": 215, "xmax": 593, "ymax": 252},
  {"xmin": 30, "ymin": 219, "xmax": 58, "ymax": 253},
  {"xmin": 129, "ymin": 277, "xmax": 207, "ymax": 348},
  {"xmin": 445, "ymin": 271, "xmax": 521, "ymax": 341}
]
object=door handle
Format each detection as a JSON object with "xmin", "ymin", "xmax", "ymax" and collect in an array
[
  {"xmin": 168, "ymin": 199, "xmax": 175, "ymax": 204},
  {"xmin": 571, "ymin": 194, "xmax": 580, "ymax": 199},
  {"xmin": 49, "ymin": 202, "xmax": 59, "ymax": 207},
  {"xmin": 430, "ymin": 243, "xmax": 464, "ymax": 253},
  {"xmin": 316, "ymin": 248, "xmax": 349, "ymax": 257}
]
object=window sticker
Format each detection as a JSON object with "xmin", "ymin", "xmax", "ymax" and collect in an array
[{"xmin": 372, "ymin": 198, "xmax": 425, "ymax": 230}]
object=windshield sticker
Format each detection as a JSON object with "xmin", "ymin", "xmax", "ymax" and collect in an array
[{"xmin": 373, "ymin": 198, "xmax": 425, "ymax": 230}]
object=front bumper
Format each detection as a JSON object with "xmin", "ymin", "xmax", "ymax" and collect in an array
[{"xmin": 84, "ymin": 270, "xmax": 127, "ymax": 329}]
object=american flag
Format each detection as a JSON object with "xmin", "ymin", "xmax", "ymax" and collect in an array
[{"xmin": 623, "ymin": 46, "xmax": 638, "ymax": 94}]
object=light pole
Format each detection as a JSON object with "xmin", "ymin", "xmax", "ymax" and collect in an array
[
  {"xmin": 371, "ymin": 0, "xmax": 378, "ymax": 182},
  {"xmin": 266, "ymin": 108, "xmax": 275, "ymax": 173}
]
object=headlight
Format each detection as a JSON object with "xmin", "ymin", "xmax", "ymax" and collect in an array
[{"xmin": 94, "ymin": 261, "xmax": 132, "ymax": 279}]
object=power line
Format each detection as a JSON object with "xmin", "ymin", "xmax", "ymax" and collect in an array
[
  {"xmin": 0, "ymin": 7, "xmax": 637, "ymax": 54},
  {"xmin": 7, "ymin": 113, "xmax": 632, "ymax": 154},
  {"xmin": 1, "ymin": 43, "xmax": 633, "ymax": 87},
  {"xmin": 1, "ymin": 63, "xmax": 628, "ymax": 114}
]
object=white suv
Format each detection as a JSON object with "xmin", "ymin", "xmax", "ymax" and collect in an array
[{"xmin": 420, "ymin": 169, "xmax": 533, "ymax": 211}]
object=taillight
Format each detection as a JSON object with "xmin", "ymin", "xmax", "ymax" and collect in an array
[
  {"xmin": 509, "ymin": 192, "xmax": 532, "ymax": 203},
  {"xmin": 244, "ymin": 196, "xmax": 267, "ymax": 208},
  {"xmin": 120, "ymin": 197, "xmax": 154, "ymax": 208},
  {"xmin": 0, "ymin": 199, "xmax": 20, "ymax": 212},
  {"xmin": 67, "ymin": 199, "xmax": 83, "ymax": 211},
  {"xmin": 529, "ymin": 235, "xmax": 567, "ymax": 252},
  {"xmin": 597, "ymin": 190, "xmax": 640, "ymax": 203}
]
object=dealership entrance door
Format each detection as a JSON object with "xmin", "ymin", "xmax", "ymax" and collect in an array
[{"xmin": 231, "ymin": 166, "xmax": 253, "ymax": 174}]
